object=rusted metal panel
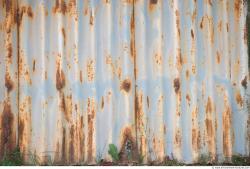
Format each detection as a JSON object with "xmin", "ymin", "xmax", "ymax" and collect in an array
[
  {"xmin": 0, "ymin": 0, "xmax": 249, "ymax": 165},
  {"xmin": 0, "ymin": 0, "xmax": 18, "ymax": 159}
]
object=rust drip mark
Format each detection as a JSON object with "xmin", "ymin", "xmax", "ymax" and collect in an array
[
  {"xmin": 53, "ymin": 0, "xmax": 67, "ymax": 14},
  {"xmin": 69, "ymin": 125, "xmax": 75, "ymax": 163},
  {"xmin": 226, "ymin": 23, "xmax": 229, "ymax": 32},
  {"xmin": 32, "ymin": 60, "xmax": 36, "ymax": 72},
  {"xmin": 0, "ymin": 102, "xmax": 15, "ymax": 158},
  {"xmin": 216, "ymin": 51, "xmax": 221, "ymax": 64},
  {"xmin": 218, "ymin": 20, "xmax": 222, "ymax": 32},
  {"xmin": 175, "ymin": 10, "xmax": 181, "ymax": 38},
  {"xmin": 18, "ymin": 119, "xmax": 24, "ymax": 151},
  {"xmin": 56, "ymin": 68, "xmax": 66, "ymax": 91},
  {"xmin": 186, "ymin": 70, "xmax": 190, "ymax": 79},
  {"xmin": 2, "ymin": 0, "xmax": 12, "ymax": 13},
  {"xmin": 6, "ymin": 43, "xmax": 12, "ymax": 61},
  {"xmin": 61, "ymin": 28, "xmax": 66, "ymax": 46},
  {"xmin": 5, "ymin": 72, "xmax": 14, "ymax": 93},
  {"xmin": 60, "ymin": 94, "xmax": 71, "ymax": 122},
  {"xmin": 200, "ymin": 17, "xmax": 204, "ymax": 29},
  {"xmin": 89, "ymin": 12, "xmax": 94, "ymax": 26},
  {"xmin": 241, "ymin": 76, "xmax": 247, "ymax": 89},
  {"xmin": 234, "ymin": 0, "xmax": 242, "ymax": 22},
  {"xmin": 192, "ymin": 108, "xmax": 200, "ymax": 153},
  {"xmin": 176, "ymin": 48, "xmax": 183, "ymax": 71},
  {"xmin": 223, "ymin": 105, "xmax": 232, "ymax": 157},
  {"xmin": 79, "ymin": 116, "xmax": 85, "ymax": 161},
  {"xmin": 87, "ymin": 98, "xmax": 95, "ymax": 162},
  {"xmin": 235, "ymin": 92, "xmax": 243, "ymax": 107},
  {"xmin": 61, "ymin": 127, "xmax": 66, "ymax": 162},
  {"xmin": 205, "ymin": 97, "xmax": 215, "ymax": 157},
  {"xmin": 119, "ymin": 127, "xmax": 138, "ymax": 162},
  {"xmin": 173, "ymin": 78, "xmax": 180, "ymax": 94},
  {"xmin": 191, "ymin": 29, "xmax": 194, "ymax": 39},
  {"xmin": 120, "ymin": 79, "xmax": 132, "ymax": 93},
  {"xmin": 130, "ymin": 6, "xmax": 136, "ymax": 66},
  {"xmin": 27, "ymin": 6, "xmax": 33, "ymax": 18}
]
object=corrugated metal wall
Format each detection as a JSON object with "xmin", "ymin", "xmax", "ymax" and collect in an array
[{"xmin": 0, "ymin": 0, "xmax": 249, "ymax": 165}]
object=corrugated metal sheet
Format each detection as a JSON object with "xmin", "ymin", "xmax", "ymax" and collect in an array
[{"xmin": 0, "ymin": 0, "xmax": 249, "ymax": 165}]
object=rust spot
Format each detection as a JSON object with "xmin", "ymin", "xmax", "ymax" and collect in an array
[
  {"xmin": 53, "ymin": 0, "xmax": 67, "ymax": 14},
  {"xmin": 149, "ymin": 0, "xmax": 158, "ymax": 11},
  {"xmin": 120, "ymin": 79, "xmax": 131, "ymax": 93},
  {"xmin": 175, "ymin": 10, "xmax": 180, "ymax": 38},
  {"xmin": 150, "ymin": 0, "xmax": 158, "ymax": 4},
  {"xmin": 61, "ymin": 28, "xmax": 66, "ymax": 46},
  {"xmin": 56, "ymin": 68, "xmax": 66, "ymax": 91},
  {"xmin": 5, "ymin": 72, "xmax": 14, "ymax": 93},
  {"xmin": 241, "ymin": 76, "xmax": 247, "ymax": 89},
  {"xmin": 6, "ymin": 43, "xmax": 12, "ymax": 61},
  {"xmin": 216, "ymin": 51, "xmax": 221, "ymax": 64},
  {"xmin": 32, "ymin": 60, "xmax": 36, "ymax": 72},
  {"xmin": 173, "ymin": 78, "xmax": 180, "ymax": 94},
  {"xmin": 191, "ymin": 29, "xmax": 194, "ymax": 39},
  {"xmin": 186, "ymin": 94, "xmax": 191, "ymax": 105},
  {"xmin": 226, "ymin": 23, "xmax": 229, "ymax": 32},
  {"xmin": 1, "ymin": 102, "xmax": 15, "ymax": 158},
  {"xmin": 235, "ymin": 92, "xmax": 243, "ymax": 107}
]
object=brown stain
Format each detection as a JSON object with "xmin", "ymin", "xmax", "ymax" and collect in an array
[
  {"xmin": 235, "ymin": 92, "xmax": 243, "ymax": 107},
  {"xmin": 191, "ymin": 29, "xmax": 194, "ymax": 39},
  {"xmin": 5, "ymin": 72, "xmax": 14, "ymax": 93},
  {"xmin": 53, "ymin": 0, "xmax": 67, "ymax": 14},
  {"xmin": 186, "ymin": 94, "xmax": 191, "ymax": 106},
  {"xmin": 0, "ymin": 102, "xmax": 15, "ymax": 158},
  {"xmin": 200, "ymin": 17, "xmax": 204, "ymax": 29},
  {"xmin": 176, "ymin": 48, "xmax": 182, "ymax": 71},
  {"xmin": 130, "ymin": 6, "xmax": 136, "ymax": 66},
  {"xmin": 241, "ymin": 76, "xmax": 247, "ymax": 89},
  {"xmin": 79, "ymin": 116, "xmax": 85, "ymax": 161},
  {"xmin": 175, "ymin": 10, "xmax": 180, "ymax": 39},
  {"xmin": 186, "ymin": 70, "xmax": 190, "ymax": 79},
  {"xmin": 89, "ymin": 12, "xmax": 94, "ymax": 26},
  {"xmin": 87, "ymin": 98, "xmax": 95, "ymax": 162},
  {"xmin": 218, "ymin": 20, "xmax": 222, "ymax": 32},
  {"xmin": 27, "ymin": 6, "xmax": 33, "ymax": 18},
  {"xmin": 18, "ymin": 6, "xmax": 34, "ymax": 26},
  {"xmin": 173, "ymin": 78, "xmax": 180, "ymax": 94},
  {"xmin": 61, "ymin": 28, "xmax": 66, "ymax": 46},
  {"xmin": 223, "ymin": 105, "xmax": 232, "ymax": 157},
  {"xmin": 56, "ymin": 67, "xmax": 66, "ymax": 91},
  {"xmin": 120, "ymin": 79, "xmax": 132, "ymax": 93},
  {"xmin": 216, "ymin": 51, "xmax": 221, "ymax": 64},
  {"xmin": 60, "ymin": 93, "xmax": 71, "ymax": 122},
  {"xmin": 6, "ymin": 43, "xmax": 12, "ymax": 61},
  {"xmin": 191, "ymin": 107, "xmax": 200, "ymax": 153},
  {"xmin": 32, "ymin": 59, "xmax": 36, "ymax": 72}
]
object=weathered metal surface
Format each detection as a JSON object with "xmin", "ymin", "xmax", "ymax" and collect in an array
[
  {"xmin": 0, "ymin": 0, "xmax": 18, "ymax": 159},
  {"xmin": 0, "ymin": 0, "xmax": 249, "ymax": 165}
]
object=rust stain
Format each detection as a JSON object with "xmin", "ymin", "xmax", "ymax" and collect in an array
[
  {"xmin": 191, "ymin": 29, "xmax": 194, "ymax": 39},
  {"xmin": 241, "ymin": 76, "xmax": 247, "ymax": 89},
  {"xmin": 32, "ymin": 59, "xmax": 36, "ymax": 72},
  {"xmin": 5, "ymin": 72, "xmax": 14, "ymax": 93},
  {"xmin": 101, "ymin": 96, "xmax": 104, "ymax": 110},
  {"xmin": 61, "ymin": 127, "xmax": 66, "ymax": 162},
  {"xmin": 6, "ymin": 43, "xmax": 12, "ymax": 61},
  {"xmin": 205, "ymin": 97, "xmax": 215, "ymax": 158},
  {"xmin": 61, "ymin": 28, "xmax": 66, "ymax": 46},
  {"xmin": 174, "ymin": 129, "xmax": 182, "ymax": 148},
  {"xmin": 200, "ymin": 17, "xmax": 204, "ymax": 29},
  {"xmin": 60, "ymin": 93, "xmax": 72, "ymax": 122},
  {"xmin": 87, "ymin": 98, "xmax": 95, "ymax": 162},
  {"xmin": 89, "ymin": 11, "xmax": 94, "ymax": 25},
  {"xmin": 130, "ymin": 7, "xmax": 136, "ymax": 66},
  {"xmin": 216, "ymin": 51, "xmax": 221, "ymax": 64},
  {"xmin": 69, "ymin": 125, "xmax": 75, "ymax": 163},
  {"xmin": 56, "ymin": 67, "xmax": 66, "ymax": 91},
  {"xmin": 27, "ymin": 6, "xmax": 33, "ymax": 18},
  {"xmin": 173, "ymin": 78, "xmax": 180, "ymax": 94},
  {"xmin": 119, "ymin": 127, "xmax": 138, "ymax": 162},
  {"xmin": 186, "ymin": 70, "xmax": 190, "ymax": 79},
  {"xmin": 0, "ymin": 102, "xmax": 15, "ymax": 158},
  {"xmin": 234, "ymin": 0, "xmax": 242, "ymax": 22},
  {"xmin": 149, "ymin": 0, "xmax": 157, "ymax": 12},
  {"xmin": 223, "ymin": 105, "xmax": 232, "ymax": 157},
  {"xmin": 87, "ymin": 59, "xmax": 95, "ymax": 82},
  {"xmin": 186, "ymin": 94, "xmax": 191, "ymax": 106},
  {"xmin": 235, "ymin": 91, "xmax": 243, "ymax": 107},
  {"xmin": 175, "ymin": 10, "xmax": 180, "ymax": 39},
  {"xmin": 147, "ymin": 96, "xmax": 149, "ymax": 108},
  {"xmin": 80, "ymin": 70, "xmax": 83, "ymax": 83},
  {"xmin": 120, "ymin": 78, "xmax": 132, "ymax": 93},
  {"xmin": 53, "ymin": 0, "xmax": 67, "ymax": 14},
  {"xmin": 218, "ymin": 20, "xmax": 222, "ymax": 32},
  {"xmin": 192, "ymin": 107, "xmax": 200, "ymax": 153}
]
